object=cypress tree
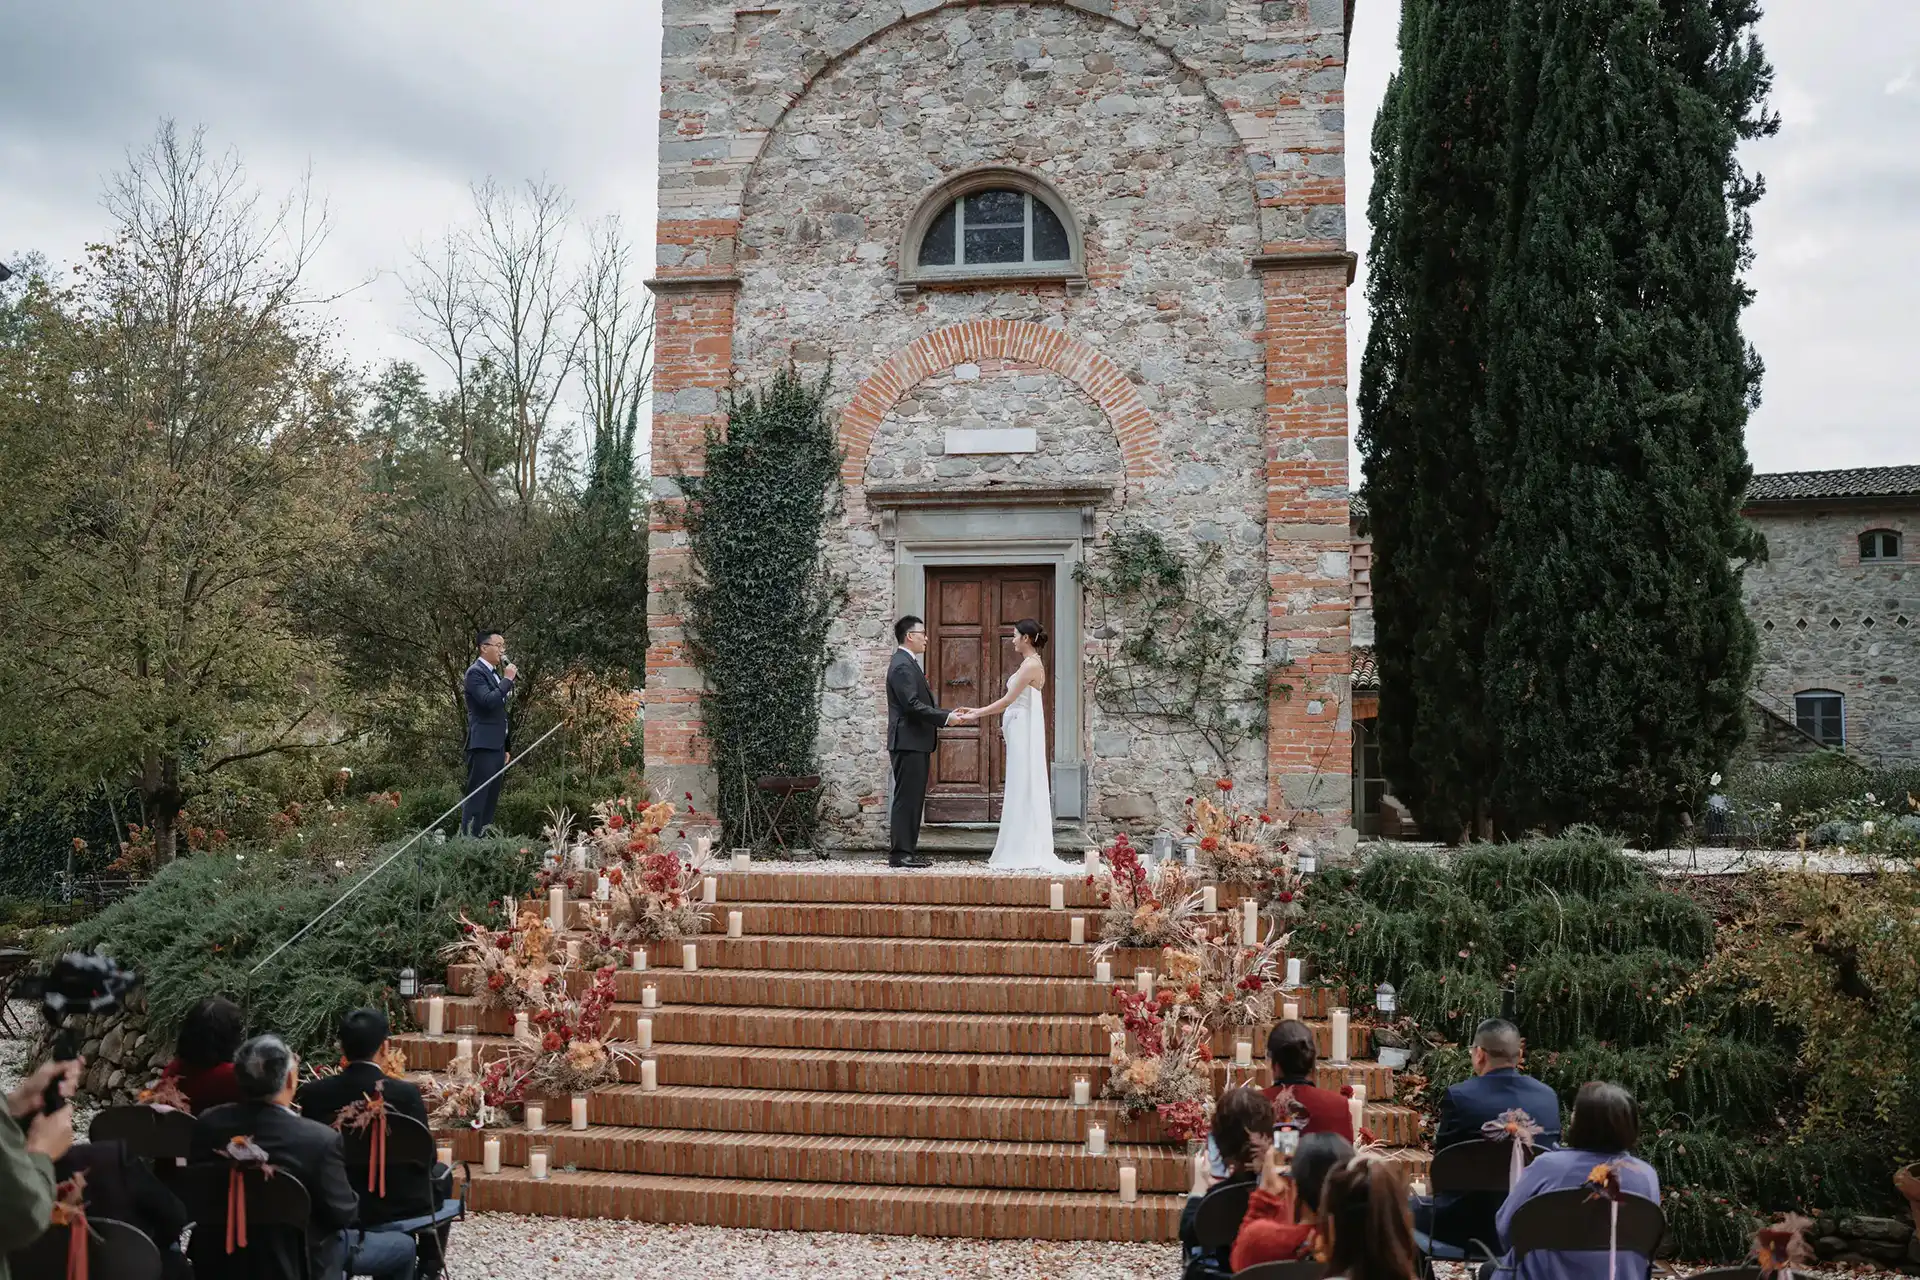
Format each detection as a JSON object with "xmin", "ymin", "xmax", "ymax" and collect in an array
[
  {"xmin": 1357, "ymin": 0, "xmax": 1512, "ymax": 840},
  {"xmin": 1478, "ymin": 0, "xmax": 1776, "ymax": 839}
]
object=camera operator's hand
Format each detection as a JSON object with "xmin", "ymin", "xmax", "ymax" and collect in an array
[
  {"xmin": 7, "ymin": 1058, "xmax": 82, "ymax": 1120},
  {"xmin": 25, "ymin": 1104, "xmax": 74, "ymax": 1162}
]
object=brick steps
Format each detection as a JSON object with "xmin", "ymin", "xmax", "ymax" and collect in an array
[{"xmin": 455, "ymin": 1167, "xmax": 1185, "ymax": 1240}]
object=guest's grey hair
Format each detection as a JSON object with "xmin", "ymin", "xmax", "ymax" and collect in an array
[{"xmin": 233, "ymin": 1034, "xmax": 294, "ymax": 1100}]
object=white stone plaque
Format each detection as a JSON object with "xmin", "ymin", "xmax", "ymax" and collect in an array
[{"xmin": 944, "ymin": 427, "xmax": 1037, "ymax": 455}]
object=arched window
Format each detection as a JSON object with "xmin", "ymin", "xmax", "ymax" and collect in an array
[
  {"xmin": 1794, "ymin": 690, "xmax": 1845, "ymax": 747},
  {"xmin": 899, "ymin": 169, "xmax": 1085, "ymax": 295},
  {"xmin": 1859, "ymin": 529, "xmax": 1902, "ymax": 562}
]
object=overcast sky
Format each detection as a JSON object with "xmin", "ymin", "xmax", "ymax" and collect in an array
[{"xmin": 3, "ymin": 1, "xmax": 1913, "ymax": 477}]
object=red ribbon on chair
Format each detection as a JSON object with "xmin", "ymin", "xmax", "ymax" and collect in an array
[
  {"xmin": 367, "ymin": 1102, "xmax": 388, "ymax": 1200},
  {"xmin": 225, "ymin": 1165, "xmax": 247, "ymax": 1254},
  {"xmin": 50, "ymin": 1174, "xmax": 89, "ymax": 1280}
]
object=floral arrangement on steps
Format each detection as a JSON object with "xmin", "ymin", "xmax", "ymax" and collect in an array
[
  {"xmin": 606, "ymin": 842, "xmax": 709, "ymax": 944},
  {"xmin": 510, "ymin": 966, "xmax": 637, "ymax": 1096},
  {"xmin": 1101, "ymin": 980, "xmax": 1215, "ymax": 1142},
  {"xmin": 423, "ymin": 1054, "xmax": 528, "ymax": 1129},
  {"xmin": 1187, "ymin": 778, "xmax": 1290, "ymax": 887},
  {"xmin": 534, "ymin": 796, "xmax": 712, "ymax": 944},
  {"xmin": 1186, "ymin": 919, "xmax": 1288, "ymax": 1029},
  {"xmin": 445, "ymin": 909, "xmax": 562, "ymax": 1013},
  {"xmin": 1092, "ymin": 831, "xmax": 1205, "ymax": 949}
]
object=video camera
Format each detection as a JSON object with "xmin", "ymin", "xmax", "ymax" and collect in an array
[{"xmin": 15, "ymin": 952, "xmax": 140, "ymax": 1115}]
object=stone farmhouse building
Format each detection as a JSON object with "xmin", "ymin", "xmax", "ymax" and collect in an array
[{"xmin": 645, "ymin": 1, "xmax": 1361, "ymax": 848}]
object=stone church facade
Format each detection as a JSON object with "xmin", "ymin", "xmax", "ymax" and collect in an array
[{"xmin": 646, "ymin": 0, "xmax": 1356, "ymax": 847}]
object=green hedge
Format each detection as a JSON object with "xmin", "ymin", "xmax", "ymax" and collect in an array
[
  {"xmin": 398, "ymin": 771, "xmax": 635, "ymax": 839},
  {"xmin": 57, "ymin": 839, "xmax": 534, "ymax": 1058}
]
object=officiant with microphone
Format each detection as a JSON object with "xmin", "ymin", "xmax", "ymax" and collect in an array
[
  {"xmin": 460, "ymin": 628, "xmax": 516, "ymax": 836},
  {"xmin": 887, "ymin": 616, "xmax": 974, "ymax": 868}
]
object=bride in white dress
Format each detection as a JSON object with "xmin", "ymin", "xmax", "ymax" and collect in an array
[{"xmin": 964, "ymin": 618, "xmax": 1069, "ymax": 871}]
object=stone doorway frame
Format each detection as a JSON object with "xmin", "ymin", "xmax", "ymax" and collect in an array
[{"xmin": 870, "ymin": 485, "xmax": 1109, "ymax": 821}]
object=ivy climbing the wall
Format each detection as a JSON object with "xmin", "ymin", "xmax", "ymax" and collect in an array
[
  {"xmin": 681, "ymin": 367, "xmax": 847, "ymax": 850},
  {"xmin": 1074, "ymin": 523, "xmax": 1276, "ymax": 769}
]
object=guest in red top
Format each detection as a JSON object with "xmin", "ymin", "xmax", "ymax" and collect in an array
[
  {"xmin": 1262, "ymin": 1019, "xmax": 1355, "ymax": 1141},
  {"xmin": 1230, "ymin": 1130, "xmax": 1354, "ymax": 1272},
  {"xmin": 158, "ymin": 996, "xmax": 245, "ymax": 1113}
]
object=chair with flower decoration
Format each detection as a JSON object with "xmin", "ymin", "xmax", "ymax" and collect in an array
[
  {"xmin": 1499, "ymin": 1187, "xmax": 1665, "ymax": 1280},
  {"xmin": 335, "ymin": 1108, "xmax": 463, "ymax": 1279},
  {"xmin": 176, "ymin": 1161, "xmax": 314, "ymax": 1280},
  {"xmin": 7, "ymin": 1214, "xmax": 164, "ymax": 1280},
  {"xmin": 1413, "ymin": 1137, "xmax": 1539, "ymax": 1271}
]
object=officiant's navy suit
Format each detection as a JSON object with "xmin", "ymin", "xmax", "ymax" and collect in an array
[
  {"xmin": 461, "ymin": 658, "xmax": 513, "ymax": 835},
  {"xmin": 886, "ymin": 647, "xmax": 952, "ymax": 862}
]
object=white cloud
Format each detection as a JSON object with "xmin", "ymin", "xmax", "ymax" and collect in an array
[{"xmin": 1887, "ymin": 67, "xmax": 1916, "ymax": 95}]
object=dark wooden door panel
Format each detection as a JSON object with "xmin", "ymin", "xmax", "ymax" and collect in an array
[{"xmin": 925, "ymin": 565, "xmax": 1055, "ymax": 824}]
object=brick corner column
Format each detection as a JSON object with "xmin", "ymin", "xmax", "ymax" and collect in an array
[{"xmin": 1257, "ymin": 248, "xmax": 1356, "ymax": 829}]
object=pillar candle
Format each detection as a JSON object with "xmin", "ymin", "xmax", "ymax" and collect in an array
[
  {"xmin": 1412, "ymin": 1177, "xmax": 1431, "ymax": 1199},
  {"xmin": 1202, "ymin": 885, "xmax": 1218, "ymax": 913},
  {"xmin": 1072, "ymin": 1077, "xmax": 1090, "ymax": 1106},
  {"xmin": 596, "ymin": 874, "xmax": 611, "ymax": 901},
  {"xmin": 1235, "ymin": 1041, "xmax": 1253, "ymax": 1067},
  {"xmin": 482, "ymin": 1137, "xmax": 500, "ymax": 1174},
  {"xmin": 702, "ymin": 876, "xmax": 717, "ymax": 904},
  {"xmin": 731, "ymin": 851, "xmax": 750, "ymax": 872},
  {"xmin": 1242, "ymin": 899, "xmax": 1259, "ymax": 945},
  {"xmin": 631, "ymin": 947, "xmax": 647, "ymax": 971},
  {"xmin": 426, "ymin": 996, "xmax": 445, "ymax": 1036},
  {"xmin": 1083, "ymin": 847, "xmax": 1098, "ymax": 872},
  {"xmin": 1329, "ymin": 1007, "xmax": 1350, "ymax": 1064},
  {"xmin": 525, "ymin": 1102, "xmax": 544, "ymax": 1132},
  {"xmin": 514, "ymin": 1011, "xmax": 530, "ymax": 1041},
  {"xmin": 549, "ymin": 885, "xmax": 566, "ymax": 930},
  {"xmin": 571, "ymin": 844, "xmax": 587, "ymax": 870},
  {"xmin": 1349, "ymin": 1093, "xmax": 1364, "ymax": 1137},
  {"xmin": 565, "ymin": 939, "xmax": 581, "ymax": 964},
  {"xmin": 1285, "ymin": 957, "xmax": 1303, "ymax": 987},
  {"xmin": 1135, "ymin": 968, "xmax": 1153, "ymax": 996},
  {"xmin": 1283, "ymin": 1000, "xmax": 1300, "ymax": 1023},
  {"xmin": 641, "ymin": 985, "xmax": 657, "ymax": 1009},
  {"xmin": 636, "ymin": 1018, "xmax": 653, "ymax": 1050},
  {"xmin": 1049, "ymin": 881, "xmax": 1065, "ymax": 910},
  {"xmin": 571, "ymin": 1096, "xmax": 588, "ymax": 1131},
  {"xmin": 1069, "ymin": 916, "xmax": 1085, "ymax": 945},
  {"xmin": 1086, "ymin": 1124, "xmax": 1107, "ymax": 1156},
  {"xmin": 727, "ymin": 910, "xmax": 743, "ymax": 939},
  {"xmin": 1094, "ymin": 960, "xmax": 1112, "ymax": 983},
  {"xmin": 454, "ymin": 1036, "xmax": 473, "ymax": 1075},
  {"xmin": 641, "ymin": 1058, "xmax": 658, "ymax": 1092},
  {"xmin": 529, "ymin": 1148, "xmax": 549, "ymax": 1180},
  {"xmin": 682, "ymin": 943, "xmax": 698, "ymax": 971},
  {"xmin": 435, "ymin": 1143, "xmax": 453, "ymax": 1168},
  {"xmin": 1119, "ymin": 1165, "xmax": 1138, "ymax": 1202},
  {"xmin": 695, "ymin": 836, "xmax": 711, "ymax": 858}
]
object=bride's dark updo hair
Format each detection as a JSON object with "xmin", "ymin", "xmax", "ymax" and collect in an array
[{"xmin": 1014, "ymin": 618, "xmax": 1048, "ymax": 649}]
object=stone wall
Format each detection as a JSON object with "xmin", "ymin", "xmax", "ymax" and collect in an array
[
  {"xmin": 1809, "ymin": 1212, "xmax": 1920, "ymax": 1273},
  {"xmin": 28, "ymin": 993, "xmax": 166, "ymax": 1109},
  {"xmin": 1743, "ymin": 499, "xmax": 1920, "ymax": 764}
]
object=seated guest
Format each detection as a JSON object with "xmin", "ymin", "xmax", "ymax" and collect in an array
[
  {"xmin": 1231, "ymin": 1130, "xmax": 1355, "ymax": 1271},
  {"xmin": 1263, "ymin": 1019, "xmax": 1355, "ymax": 1141},
  {"xmin": 190, "ymin": 1034, "xmax": 415, "ymax": 1280},
  {"xmin": 1496, "ymin": 1083, "xmax": 1660, "ymax": 1280},
  {"xmin": 1181, "ymin": 1086, "xmax": 1272, "ymax": 1279},
  {"xmin": 56, "ymin": 1140, "xmax": 192, "ymax": 1280},
  {"xmin": 1318, "ymin": 1154, "xmax": 1422, "ymax": 1280},
  {"xmin": 1425, "ymin": 1018, "xmax": 1562, "ymax": 1253},
  {"xmin": 296, "ymin": 1009, "xmax": 437, "ymax": 1227},
  {"xmin": 160, "ymin": 996, "xmax": 246, "ymax": 1113}
]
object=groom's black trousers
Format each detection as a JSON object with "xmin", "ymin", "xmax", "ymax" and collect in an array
[{"xmin": 889, "ymin": 749, "xmax": 931, "ymax": 857}]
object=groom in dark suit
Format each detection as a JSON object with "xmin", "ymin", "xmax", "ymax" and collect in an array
[
  {"xmin": 887, "ymin": 615, "xmax": 973, "ymax": 868},
  {"xmin": 460, "ymin": 629, "xmax": 516, "ymax": 836}
]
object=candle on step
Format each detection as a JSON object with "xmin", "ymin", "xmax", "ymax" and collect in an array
[
  {"xmin": 435, "ymin": 1143, "xmax": 453, "ymax": 1169},
  {"xmin": 482, "ymin": 1136, "xmax": 500, "ymax": 1174},
  {"xmin": 1242, "ymin": 899, "xmax": 1259, "ymax": 945},
  {"xmin": 731, "ymin": 850, "xmax": 750, "ymax": 872},
  {"xmin": 525, "ymin": 1102, "xmax": 544, "ymax": 1132},
  {"xmin": 1070, "ymin": 916, "xmax": 1085, "ymax": 945},
  {"xmin": 1285, "ymin": 957, "xmax": 1304, "ymax": 987},
  {"xmin": 695, "ymin": 836, "xmax": 711, "ymax": 859},
  {"xmin": 1086, "ymin": 1124, "xmax": 1107, "ymax": 1156},
  {"xmin": 1083, "ymin": 847, "xmax": 1098, "ymax": 872},
  {"xmin": 702, "ymin": 876, "xmax": 717, "ymax": 904},
  {"xmin": 682, "ymin": 943, "xmax": 699, "ymax": 971},
  {"xmin": 514, "ymin": 1011, "xmax": 530, "ymax": 1041},
  {"xmin": 1329, "ymin": 1007, "xmax": 1350, "ymax": 1064},
  {"xmin": 1049, "ymin": 881, "xmax": 1065, "ymax": 910},
  {"xmin": 1119, "ymin": 1165, "xmax": 1138, "ymax": 1202},
  {"xmin": 1235, "ymin": 1041, "xmax": 1253, "ymax": 1067},
  {"xmin": 1349, "ymin": 1091, "xmax": 1364, "ymax": 1137},
  {"xmin": 565, "ymin": 939, "xmax": 581, "ymax": 965},
  {"xmin": 637, "ymin": 1017, "xmax": 653, "ymax": 1050},
  {"xmin": 426, "ymin": 996, "xmax": 445, "ymax": 1036},
  {"xmin": 727, "ymin": 910, "xmax": 743, "ymax": 939},
  {"xmin": 529, "ymin": 1147, "xmax": 549, "ymax": 1180},
  {"xmin": 454, "ymin": 1035, "xmax": 473, "ymax": 1075},
  {"xmin": 631, "ymin": 947, "xmax": 647, "ymax": 971},
  {"xmin": 1072, "ymin": 1077, "xmax": 1091, "ymax": 1106},
  {"xmin": 1094, "ymin": 960, "xmax": 1112, "ymax": 983},
  {"xmin": 549, "ymin": 884, "xmax": 566, "ymax": 930},
  {"xmin": 641, "ymin": 985, "xmax": 657, "ymax": 1009},
  {"xmin": 1283, "ymin": 1000, "xmax": 1300, "ymax": 1023},
  {"xmin": 596, "ymin": 874, "xmax": 610, "ymax": 901},
  {"xmin": 1412, "ymin": 1177, "xmax": 1431, "ymax": 1199},
  {"xmin": 641, "ymin": 1058, "xmax": 658, "ymax": 1092},
  {"xmin": 571, "ymin": 1095, "xmax": 588, "ymax": 1131},
  {"xmin": 1202, "ymin": 885, "xmax": 1218, "ymax": 913},
  {"xmin": 1135, "ymin": 968, "xmax": 1153, "ymax": 996}
]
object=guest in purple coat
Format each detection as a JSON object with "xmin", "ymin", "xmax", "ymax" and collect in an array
[{"xmin": 1495, "ymin": 1083, "xmax": 1661, "ymax": 1280}]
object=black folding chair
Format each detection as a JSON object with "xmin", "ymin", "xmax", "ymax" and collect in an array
[
  {"xmin": 1681, "ymin": 1269, "xmax": 1761, "ymax": 1280},
  {"xmin": 7, "ymin": 1215, "xmax": 163, "ymax": 1280},
  {"xmin": 176, "ymin": 1162, "xmax": 314, "ymax": 1280},
  {"xmin": 1234, "ymin": 1261, "xmax": 1327, "ymax": 1280},
  {"xmin": 1503, "ymin": 1188, "xmax": 1665, "ymax": 1280},
  {"xmin": 338, "ymin": 1110, "xmax": 464, "ymax": 1278},
  {"xmin": 1190, "ymin": 1178, "xmax": 1257, "ymax": 1254},
  {"xmin": 90, "ymin": 1103, "xmax": 197, "ymax": 1186},
  {"xmin": 1413, "ymin": 1138, "xmax": 1539, "ymax": 1266},
  {"xmin": 0, "ymin": 949, "xmax": 31, "ymax": 1036}
]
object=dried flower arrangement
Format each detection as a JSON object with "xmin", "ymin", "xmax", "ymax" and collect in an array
[
  {"xmin": 137, "ymin": 1076, "xmax": 194, "ymax": 1113},
  {"xmin": 1099, "ymin": 978, "xmax": 1216, "ymax": 1142},
  {"xmin": 1091, "ymin": 832, "xmax": 1205, "ymax": 949},
  {"xmin": 1182, "ymin": 919, "xmax": 1287, "ymax": 1029},
  {"xmin": 423, "ymin": 1053, "xmax": 528, "ymax": 1130},
  {"xmin": 1186, "ymin": 778, "xmax": 1291, "ymax": 886},
  {"xmin": 444, "ymin": 909, "xmax": 562, "ymax": 1014},
  {"xmin": 535, "ymin": 796, "xmax": 711, "ymax": 944},
  {"xmin": 510, "ymin": 966, "xmax": 638, "ymax": 1096}
]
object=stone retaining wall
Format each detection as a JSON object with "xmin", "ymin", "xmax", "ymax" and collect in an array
[{"xmin": 28, "ymin": 989, "xmax": 164, "ymax": 1108}]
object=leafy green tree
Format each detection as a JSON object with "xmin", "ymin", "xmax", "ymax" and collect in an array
[
  {"xmin": 1357, "ymin": 0, "xmax": 1512, "ymax": 840},
  {"xmin": 1477, "ymin": 0, "xmax": 1775, "ymax": 838}
]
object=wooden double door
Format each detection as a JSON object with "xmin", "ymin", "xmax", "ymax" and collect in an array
[{"xmin": 924, "ymin": 565, "xmax": 1056, "ymax": 823}]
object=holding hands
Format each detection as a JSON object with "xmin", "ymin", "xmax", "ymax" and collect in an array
[{"xmin": 949, "ymin": 707, "xmax": 978, "ymax": 725}]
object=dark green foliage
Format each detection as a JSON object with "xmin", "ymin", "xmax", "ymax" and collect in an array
[
  {"xmin": 57, "ymin": 840, "xmax": 533, "ymax": 1058},
  {"xmin": 1352, "ymin": 848, "xmax": 1453, "ymax": 911},
  {"xmin": 1356, "ymin": 0, "xmax": 1512, "ymax": 841},
  {"xmin": 1490, "ymin": 887, "xmax": 1713, "ymax": 965},
  {"xmin": 1650, "ymin": 1130, "xmax": 1905, "ymax": 1261},
  {"xmin": 682, "ymin": 368, "xmax": 846, "ymax": 849},
  {"xmin": 397, "ymin": 772, "xmax": 635, "ymax": 840},
  {"xmin": 1514, "ymin": 949, "xmax": 1693, "ymax": 1049},
  {"xmin": 1724, "ymin": 752, "xmax": 1920, "ymax": 821},
  {"xmin": 0, "ymin": 770, "xmax": 124, "ymax": 896},
  {"xmin": 1399, "ymin": 967, "xmax": 1504, "ymax": 1044},
  {"xmin": 1451, "ymin": 827, "xmax": 1641, "ymax": 906}
]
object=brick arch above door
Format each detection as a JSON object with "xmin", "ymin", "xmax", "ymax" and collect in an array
[{"xmin": 837, "ymin": 319, "xmax": 1165, "ymax": 493}]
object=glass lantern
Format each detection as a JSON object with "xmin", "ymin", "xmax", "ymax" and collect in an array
[
  {"xmin": 1297, "ymin": 850, "xmax": 1318, "ymax": 875},
  {"xmin": 398, "ymin": 966, "xmax": 418, "ymax": 999},
  {"xmin": 1375, "ymin": 982, "xmax": 1396, "ymax": 1016}
]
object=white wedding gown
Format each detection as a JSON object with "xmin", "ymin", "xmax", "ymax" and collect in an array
[{"xmin": 988, "ymin": 675, "xmax": 1066, "ymax": 870}]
